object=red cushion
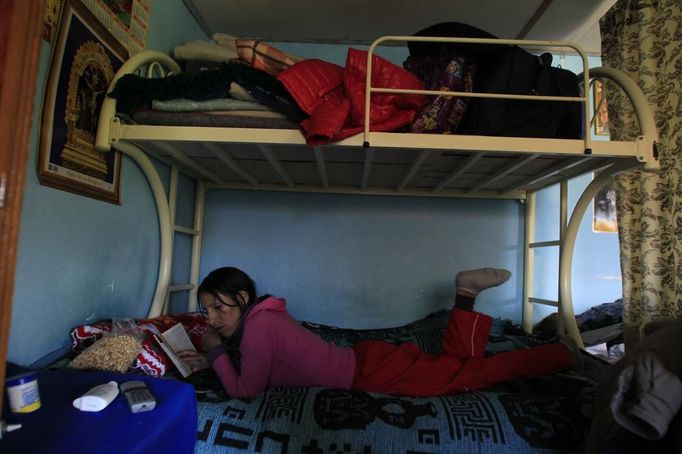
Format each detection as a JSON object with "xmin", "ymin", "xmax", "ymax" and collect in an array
[{"xmin": 70, "ymin": 313, "xmax": 207, "ymax": 377}]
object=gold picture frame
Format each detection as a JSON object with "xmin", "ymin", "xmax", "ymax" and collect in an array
[
  {"xmin": 43, "ymin": 0, "xmax": 63, "ymax": 43},
  {"xmin": 593, "ymin": 80, "xmax": 609, "ymax": 136},
  {"xmin": 38, "ymin": 0, "xmax": 127, "ymax": 204}
]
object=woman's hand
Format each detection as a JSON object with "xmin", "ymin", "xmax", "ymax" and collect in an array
[
  {"xmin": 202, "ymin": 326, "xmax": 223, "ymax": 351},
  {"xmin": 177, "ymin": 350, "xmax": 210, "ymax": 373}
]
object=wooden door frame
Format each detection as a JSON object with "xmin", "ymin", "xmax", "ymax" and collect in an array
[{"xmin": 0, "ymin": 0, "xmax": 47, "ymax": 410}]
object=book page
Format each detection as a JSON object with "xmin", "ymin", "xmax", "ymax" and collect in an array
[
  {"xmin": 161, "ymin": 323, "xmax": 196, "ymax": 353},
  {"xmin": 154, "ymin": 334, "xmax": 191, "ymax": 378}
]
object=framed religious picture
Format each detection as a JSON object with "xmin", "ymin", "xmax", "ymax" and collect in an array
[
  {"xmin": 38, "ymin": 0, "xmax": 127, "ymax": 204},
  {"xmin": 593, "ymin": 80, "xmax": 609, "ymax": 136}
]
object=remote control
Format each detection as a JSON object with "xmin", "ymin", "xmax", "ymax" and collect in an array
[{"xmin": 120, "ymin": 380, "xmax": 156, "ymax": 413}]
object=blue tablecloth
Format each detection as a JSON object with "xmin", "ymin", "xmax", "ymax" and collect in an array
[{"xmin": 1, "ymin": 368, "xmax": 197, "ymax": 454}]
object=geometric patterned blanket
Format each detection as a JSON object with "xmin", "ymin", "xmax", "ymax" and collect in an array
[{"xmin": 186, "ymin": 310, "xmax": 607, "ymax": 453}]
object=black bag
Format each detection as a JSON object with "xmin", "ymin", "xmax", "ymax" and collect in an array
[
  {"xmin": 458, "ymin": 47, "xmax": 582, "ymax": 139},
  {"xmin": 407, "ymin": 22, "xmax": 582, "ymax": 139}
]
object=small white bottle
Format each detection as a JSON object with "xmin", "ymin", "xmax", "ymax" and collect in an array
[{"xmin": 72, "ymin": 381, "xmax": 120, "ymax": 412}]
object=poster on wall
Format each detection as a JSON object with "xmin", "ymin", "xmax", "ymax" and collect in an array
[
  {"xmin": 592, "ymin": 177, "xmax": 618, "ymax": 233},
  {"xmin": 80, "ymin": 0, "xmax": 151, "ymax": 55},
  {"xmin": 38, "ymin": 0, "xmax": 127, "ymax": 204}
]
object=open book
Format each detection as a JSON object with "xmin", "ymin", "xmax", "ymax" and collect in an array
[{"xmin": 153, "ymin": 323, "xmax": 196, "ymax": 378}]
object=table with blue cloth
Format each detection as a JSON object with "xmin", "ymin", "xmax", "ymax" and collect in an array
[{"xmin": 1, "ymin": 367, "xmax": 197, "ymax": 454}]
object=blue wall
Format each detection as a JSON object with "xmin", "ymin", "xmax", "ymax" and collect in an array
[
  {"xmin": 7, "ymin": 0, "xmax": 207, "ymax": 367},
  {"xmin": 199, "ymin": 174, "xmax": 622, "ymax": 330},
  {"xmin": 201, "ymin": 191, "xmax": 524, "ymax": 328}
]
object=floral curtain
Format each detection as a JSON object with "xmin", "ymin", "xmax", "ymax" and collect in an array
[{"xmin": 600, "ymin": 0, "xmax": 682, "ymax": 345}]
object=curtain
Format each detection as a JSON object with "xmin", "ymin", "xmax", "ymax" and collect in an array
[{"xmin": 600, "ymin": 0, "xmax": 682, "ymax": 345}]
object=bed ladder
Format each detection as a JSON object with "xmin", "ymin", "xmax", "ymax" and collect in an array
[
  {"xmin": 164, "ymin": 165, "xmax": 206, "ymax": 314},
  {"xmin": 522, "ymin": 182, "xmax": 570, "ymax": 340},
  {"xmin": 522, "ymin": 161, "xmax": 634, "ymax": 349},
  {"xmin": 112, "ymin": 137, "xmax": 205, "ymax": 317}
]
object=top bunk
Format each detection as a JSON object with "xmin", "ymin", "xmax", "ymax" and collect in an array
[{"xmin": 94, "ymin": 26, "xmax": 659, "ymax": 200}]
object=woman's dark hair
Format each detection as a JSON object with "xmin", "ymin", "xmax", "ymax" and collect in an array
[{"xmin": 198, "ymin": 267, "xmax": 256, "ymax": 313}]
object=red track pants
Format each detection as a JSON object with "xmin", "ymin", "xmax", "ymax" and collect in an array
[{"xmin": 351, "ymin": 308, "xmax": 572, "ymax": 397}]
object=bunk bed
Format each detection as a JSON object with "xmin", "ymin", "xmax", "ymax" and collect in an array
[{"xmin": 91, "ymin": 33, "xmax": 659, "ymax": 453}]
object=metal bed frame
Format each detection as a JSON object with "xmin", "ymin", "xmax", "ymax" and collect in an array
[{"xmin": 95, "ymin": 36, "xmax": 659, "ymax": 347}]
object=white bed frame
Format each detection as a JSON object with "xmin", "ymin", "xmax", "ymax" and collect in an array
[{"xmin": 95, "ymin": 36, "xmax": 659, "ymax": 347}]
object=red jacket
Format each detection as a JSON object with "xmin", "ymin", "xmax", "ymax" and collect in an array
[{"xmin": 277, "ymin": 49, "xmax": 425, "ymax": 145}]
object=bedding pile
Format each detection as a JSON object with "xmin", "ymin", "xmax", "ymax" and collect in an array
[
  {"xmin": 534, "ymin": 299, "xmax": 625, "ymax": 363},
  {"xmin": 109, "ymin": 42, "xmax": 425, "ymax": 144},
  {"xmin": 108, "ymin": 22, "xmax": 581, "ymax": 145},
  {"xmin": 110, "ymin": 62, "xmax": 306, "ymax": 130}
]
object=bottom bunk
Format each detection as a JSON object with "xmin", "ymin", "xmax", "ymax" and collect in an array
[
  {"xmin": 187, "ymin": 311, "xmax": 602, "ymax": 453},
  {"xmin": 189, "ymin": 311, "xmax": 608, "ymax": 454},
  {"xmin": 2, "ymin": 310, "xmax": 605, "ymax": 454}
]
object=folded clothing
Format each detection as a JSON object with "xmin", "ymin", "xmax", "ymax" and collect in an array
[
  {"xmin": 151, "ymin": 97, "xmax": 272, "ymax": 112},
  {"xmin": 109, "ymin": 63, "xmax": 307, "ymax": 123},
  {"xmin": 181, "ymin": 37, "xmax": 302, "ymax": 77},
  {"xmin": 133, "ymin": 108, "xmax": 297, "ymax": 129},
  {"xmin": 610, "ymin": 353, "xmax": 682, "ymax": 440},
  {"xmin": 173, "ymin": 39, "xmax": 239, "ymax": 62},
  {"xmin": 587, "ymin": 317, "xmax": 682, "ymax": 452},
  {"xmin": 213, "ymin": 33, "xmax": 238, "ymax": 53},
  {"xmin": 236, "ymin": 39, "xmax": 303, "ymax": 76},
  {"xmin": 203, "ymin": 110, "xmax": 287, "ymax": 119}
]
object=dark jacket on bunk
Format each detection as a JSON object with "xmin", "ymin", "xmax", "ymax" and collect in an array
[
  {"xmin": 404, "ymin": 22, "xmax": 582, "ymax": 139},
  {"xmin": 108, "ymin": 63, "xmax": 307, "ymax": 123},
  {"xmin": 277, "ymin": 48, "xmax": 425, "ymax": 145},
  {"xmin": 587, "ymin": 317, "xmax": 682, "ymax": 453}
]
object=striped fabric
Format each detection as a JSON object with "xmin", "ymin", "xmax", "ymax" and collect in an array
[{"xmin": 236, "ymin": 39, "xmax": 303, "ymax": 76}]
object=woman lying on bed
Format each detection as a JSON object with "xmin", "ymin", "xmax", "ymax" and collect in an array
[{"xmin": 178, "ymin": 267, "xmax": 580, "ymax": 398}]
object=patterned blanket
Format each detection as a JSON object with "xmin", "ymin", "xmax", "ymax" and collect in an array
[{"xmin": 185, "ymin": 310, "xmax": 606, "ymax": 453}]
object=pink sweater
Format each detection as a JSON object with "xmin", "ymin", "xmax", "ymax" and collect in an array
[{"xmin": 210, "ymin": 296, "xmax": 356, "ymax": 398}]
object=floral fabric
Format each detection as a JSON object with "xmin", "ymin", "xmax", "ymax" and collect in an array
[
  {"xmin": 404, "ymin": 48, "xmax": 476, "ymax": 134},
  {"xmin": 600, "ymin": 0, "xmax": 682, "ymax": 344}
]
